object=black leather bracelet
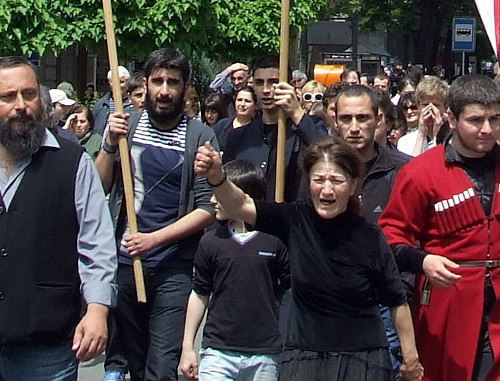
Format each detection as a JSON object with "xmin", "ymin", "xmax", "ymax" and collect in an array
[
  {"xmin": 208, "ymin": 172, "xmax": 227, "ymax": 187},
  {"xmin": 102, "ymin": 141, "xmax": 118, "ymax": 154}
]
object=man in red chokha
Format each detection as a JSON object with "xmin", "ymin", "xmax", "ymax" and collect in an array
[{"xmin": 379, "ymin": 74, "xmax": 500, "ymax": 381}]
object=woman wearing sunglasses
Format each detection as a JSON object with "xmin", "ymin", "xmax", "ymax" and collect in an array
[
  {"xmin": 300, "ymin": 80, "xmax": 326, "ymax": 115},
  {"xmin": 397, "ymin": 92, "xmax": 419, "ymax": 133}
]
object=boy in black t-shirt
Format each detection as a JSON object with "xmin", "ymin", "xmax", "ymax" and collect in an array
[{"xmin": 180, "ymin": 160, "xmax": 290, "ymax": 381}]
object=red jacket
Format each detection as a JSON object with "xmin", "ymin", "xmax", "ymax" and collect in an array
[{"xmin": 379, "ymin": 145, "xmax": 500, "ymax": 381}]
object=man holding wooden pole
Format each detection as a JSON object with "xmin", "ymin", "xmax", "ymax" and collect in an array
[
  {"xmin": 95, "ymin": 48, "xmax": 217, "ymax": 380},
  {"xmin": 222, "ymin": 54, "xmax": 327, "ymax": 202}
]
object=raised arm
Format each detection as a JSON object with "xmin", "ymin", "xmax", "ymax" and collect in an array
[
  {"xmin": 194, "ymin": 142, "xmax": 257, "ymax": 226},
  {"xmin": 274, "ymin": 82, "xmax": 327, "ymax": 144},
  {"xmin": 274, "ymin": 81, "xmax": 305, "ymax": 126},
  {"xmin": 411, "ymin": 103, "xmax": 443, "ymax": 156},
  {"xmin": 209, "ymin": 63, "xmax": 248, "ymax": 92},
  {"xmin": 94, "ymin": 112, "xmax": 130, "ymax": 193}
]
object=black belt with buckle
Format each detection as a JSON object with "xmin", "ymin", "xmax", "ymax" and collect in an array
[{"xmin": 458, "ymin": 260, "xmax": 500, "ymax": 268}]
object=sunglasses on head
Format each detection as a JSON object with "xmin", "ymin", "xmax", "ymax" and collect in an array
[{"xmin": 302, "ymin": 92, "xmax": 323, "ymax": 102}]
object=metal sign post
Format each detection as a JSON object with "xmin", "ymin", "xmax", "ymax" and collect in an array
[{"xmin": 452, "ymin": 17, "xmax": 476, "ymax": 76}]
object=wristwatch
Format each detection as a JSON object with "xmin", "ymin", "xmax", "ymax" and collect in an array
[{"xmin": 102, "ymin": 141, "xmax": 118, "ymax": 154}]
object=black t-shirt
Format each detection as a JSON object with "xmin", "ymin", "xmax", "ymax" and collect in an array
[
  {"xmin": 254, "ymin": 200, "xmax": 406, "ymax": 352},
  {"xmin": 193, "ymin": 223, "xmax": 290, "ymax": 354}
]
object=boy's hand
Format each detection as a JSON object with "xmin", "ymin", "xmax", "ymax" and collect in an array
[
  {"xmin": 180, "ymin": 348, "xmax": 199, "ymax": 380},
  {"xmin": 418, "ymin": 103, "xmax": 442, "ymax": 138}
]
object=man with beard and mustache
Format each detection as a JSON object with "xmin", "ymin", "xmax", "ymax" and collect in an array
[
  {"xmin": 0, "ymin": 56, "xmax": 117, "ymax": 379},
  {"xmin": 95, "ymin": 48, "xmax": 218, "ymax": 381}
]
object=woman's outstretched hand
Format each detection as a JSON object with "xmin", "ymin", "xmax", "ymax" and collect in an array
[{"xmin": 194, "ymin": 142, "xmax": 225, "ymax": 185}]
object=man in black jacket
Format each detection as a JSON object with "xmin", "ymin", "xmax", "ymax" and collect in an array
[
  {"xmin": 333, "ymin": 85, "xmax": 411, "ymax": 379},
  {"xmin": 223, "ymin": 54, "xmax": 327, "ymax": 202}
]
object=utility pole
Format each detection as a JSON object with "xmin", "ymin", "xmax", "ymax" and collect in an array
[{"xmin": 351, "ymin": 14, "xmax": 359, "ymax": 70}]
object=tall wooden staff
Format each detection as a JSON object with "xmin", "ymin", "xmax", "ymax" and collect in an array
[
  {"xmin": 102, "ymin": 0, "xmax": 147, "ymax": 303},
  {"xmin": 275, "ymin": 0, "xmax": 290, "ymax": 203}
]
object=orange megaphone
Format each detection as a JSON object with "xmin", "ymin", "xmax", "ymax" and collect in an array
[{"xmin": 314, "ymin": 64, "xmax": 345, "ymax": 86}]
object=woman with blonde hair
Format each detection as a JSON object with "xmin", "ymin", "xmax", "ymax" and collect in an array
[{"xmin": 300, "ymin": 80, "xmax": 327, "ymax": 115}]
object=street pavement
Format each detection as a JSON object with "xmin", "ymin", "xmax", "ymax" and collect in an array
[{"xmin": 78, "ymin": 354, "xmax": 106, "ymax": 380}]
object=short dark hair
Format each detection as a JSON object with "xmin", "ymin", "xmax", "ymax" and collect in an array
[
  {"xmin": 385, "ymin": 104, "xmax": 408, "ymax": 134},
  {"xmin": 340, "ymin": 67, "xmax": 360, "ymax": 83},
  {"xmin": 302, "ymin": 136, "xmax": 363, "ymax": 215},
  {"xmin": 127, "ymin": 71, "xmax": 145, "ymax": 93},
  {"xmin": 251, "ymin": 54, "xmax": 280, "ymax": 75},
  {"xmin": 397, "ymin": 76, "xmax": 417, "ymax": 93},
  {"xmin": 406, "ymin": 66, "xmax": 423, "ymax": 84},
  {"xmin": 73, "ymin": 105, "xmax": 95, "ymax": 130},
  {"xmin": 372, "ymin": 87, "xmax": 392, "ymax": 115},
  {"xmin": 143, "ymin": 48, "xmax": 190, "ymax": 83},
  {"xmin": 322, "ymin": 83, "xmax": 345, "ymax": 109},
  {"xmin": 364, "ymin": 75, "xmax": 374, "ymax": 86},
  {"xmin": 223, "ymin": 160, "xmax": 266, "ymax": 200},
  {"xmin": 0, "ymin": 56, "xmax": 31, "ymax": 70},
  {"xmin": 397, "ymin": 92, "xmax": 417, "ymax": 109},
  {"xmin": 449, "ymin": 74, "xmax": 500, "ymax": 118},
  {"xmin": 0, "ymin": 56, "xmax": 38, "ymax": 84},
  {"xmin": 235, "ymin": 86, "xmax": 257, "ymax": 104},
  {"xmin": 201, "ymin": 94, "xmax": 228, "ymax": 124},
  {"xmin": 374, "ymin": 74, "xmax": 388, "ymax": 82},
  {"xmin": 335, "ymin": 85, "xmax": 379, "ymax": 117}
]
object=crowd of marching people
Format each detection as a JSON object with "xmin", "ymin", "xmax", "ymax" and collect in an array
[{"xmin": 0, "ymin": 47, "xmax": 498, "ymax": 381}]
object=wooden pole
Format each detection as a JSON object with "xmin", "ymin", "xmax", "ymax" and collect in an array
[
  {"xmin": 275, "ymin": 0, "xmax": 291, "ymax": 203},
  {"xmin": 102, "ymin": 0, "xmax": 147, "ymax": 303}
]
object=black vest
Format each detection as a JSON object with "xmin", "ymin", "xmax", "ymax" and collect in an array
[{"xmin": 0, "ymin": 137, "xmax": 83, "ymax": 344}]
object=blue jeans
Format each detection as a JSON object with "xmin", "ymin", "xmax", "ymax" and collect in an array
[
  {"xmin": 0, "ymin": 342, "xmax": 78, "ymax": 381},
  {"xmin": 114, "ymin": 265, "xmax": 192, "ymax": 380},
  {"xmin": 198, "ymin": 347, "xmax": 279, "ymax": 381}
]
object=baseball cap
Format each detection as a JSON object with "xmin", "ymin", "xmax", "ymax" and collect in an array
[
  {"xmin": 57, "ymin": 81, "xmax": 75, "ymax": 97},
  {"xmin": 107, "ymin": 66, "xmax": 131, "ymax": 80},
  {"xmin": 49, "ymin": 89, "xmax": 76, "ymax": 106}
]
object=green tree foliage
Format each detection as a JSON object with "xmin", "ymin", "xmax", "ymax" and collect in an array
[
  {"xmin": 188, "ymin": 50, "xmax": 217, "ymax": 98},
  {"xmin": 332, "ymin": 0, "xmax": 475, "ymax": 31},
  {"xmin": 331, "ymin": 0, "xmax": 479, "ymax": 69},
  {"xmin": 0, "ymin": 0, "xmax": 330, "ymax": 61}
]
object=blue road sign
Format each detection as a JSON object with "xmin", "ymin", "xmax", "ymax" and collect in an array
[
  {"xmin": 28, "ymin": 53, "xmax": 40, "ymax": 67},
  {"xmin": 452, "ymin": 18, "xmax": 476, "ymax": 52}
]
